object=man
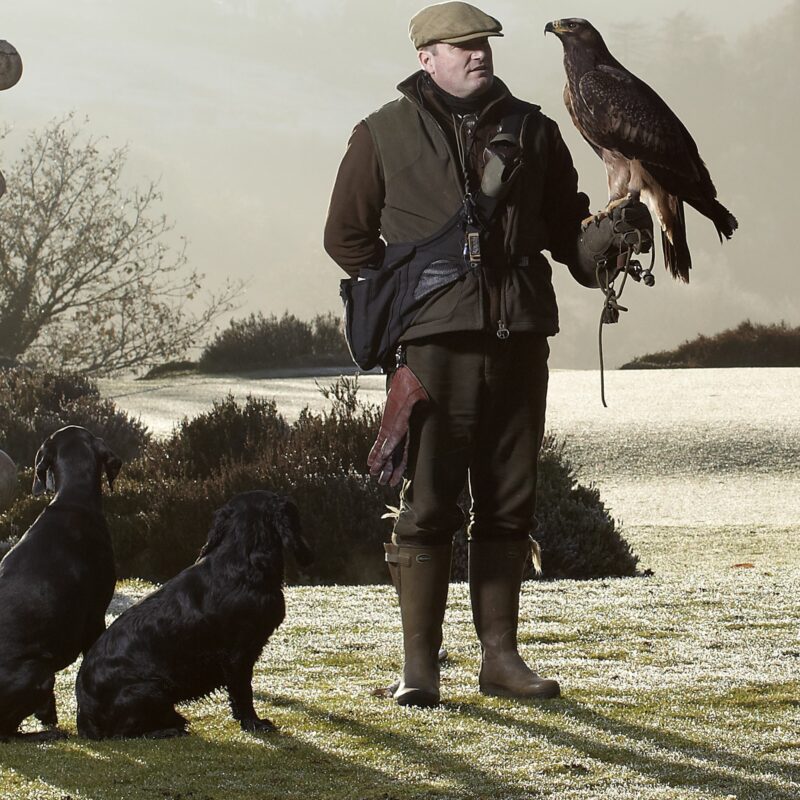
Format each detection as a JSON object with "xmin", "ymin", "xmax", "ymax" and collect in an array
[{"xmin": 324, "ymin": 1, "xmax": 651, "ymax": 707}]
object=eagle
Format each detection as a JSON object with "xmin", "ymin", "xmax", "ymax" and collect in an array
[{"xmin": 545, "ymin": 18, "xmax": 737, "ymax": 281}]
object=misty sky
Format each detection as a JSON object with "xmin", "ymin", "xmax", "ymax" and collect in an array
[{"xmin": 2, "ymin": 0, "xmax": 797, "ymax": 367}]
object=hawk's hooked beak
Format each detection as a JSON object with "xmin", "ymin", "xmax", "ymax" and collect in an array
[{"xmin": 544, "ymin": 20, "xmax": 564, "ymax": 37}]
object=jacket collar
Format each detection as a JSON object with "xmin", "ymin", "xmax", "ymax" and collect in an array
[{"xmin": 397, "ymin": 71, "xmax": 511, "ymax": 120}]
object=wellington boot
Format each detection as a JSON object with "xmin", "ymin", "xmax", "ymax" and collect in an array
[
  {"xmin": 469, "ymin": 538, "xmax": 560, "ymax": 700},
  {"xmin": 384, "ymin": 538, "xmax": 452, "ymax": 707}
]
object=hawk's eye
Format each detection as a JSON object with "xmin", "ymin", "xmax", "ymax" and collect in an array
[{"xmin": 568, "ymin": 22, "xmax": 577, "ymax": 30}]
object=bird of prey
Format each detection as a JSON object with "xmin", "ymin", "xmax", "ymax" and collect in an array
[{"xmin": 545, "ymin": 18, "xmax": 737, "ymax": 281}]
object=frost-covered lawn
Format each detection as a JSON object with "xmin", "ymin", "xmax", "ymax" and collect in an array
[{"xmin": 1, "ymin": 523, "xmax": 798, "ymax": 800}]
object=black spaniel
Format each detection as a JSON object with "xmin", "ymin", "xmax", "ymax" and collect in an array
[{"xmin": 76, "ymin": 490, "xmax": 313, "ymax": 738}]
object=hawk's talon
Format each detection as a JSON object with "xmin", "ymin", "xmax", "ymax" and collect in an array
[{"xmin": 581, "ymin": 195, "xmax": 632, "ymax": 230}]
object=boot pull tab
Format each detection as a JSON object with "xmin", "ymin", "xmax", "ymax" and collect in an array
[
  {"xmin": 384, "ymin": 542, "xmax": 412, "ymax": 568},
  {"xmin": 528, "ymin": 537, "xmax": 543, "ymax": 576}
]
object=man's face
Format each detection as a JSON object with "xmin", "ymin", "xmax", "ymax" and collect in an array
[{"xmin": 418, "ymin": 38, "xmax": 494, "ymax": 98}]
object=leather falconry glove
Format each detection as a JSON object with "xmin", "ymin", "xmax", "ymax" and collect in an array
[
  {"xmin": 612, "ymin": 200, "xmax": 654, "ymax": 255},
  {"xmin": 367, "ymin": 365, "xmax": 429, "ymax": 487},
  {"xmin": 579, "ymin": 198, "xmax": 654, "ymax": 271}
]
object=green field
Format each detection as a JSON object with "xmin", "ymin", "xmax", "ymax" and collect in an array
[{"xmin": 1, "ymin": 523, "xmax": 798, "ymax": 800}]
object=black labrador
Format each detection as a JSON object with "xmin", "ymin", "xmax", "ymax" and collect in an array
[
  {"xmin": 76, "ymin": 490, "xmax": 313, "ymax": 739},
  {"xmin": 0, "ymin": 426, "xmax": 121, "ymax": 740}
]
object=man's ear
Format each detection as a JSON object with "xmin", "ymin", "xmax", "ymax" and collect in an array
[
  {"xmin": 418, "ymin": 47, "xmax": 435, "ymax": 75},
  {"xmin": 32, "ymin": 441, "xmax": 54, "ymax": 496}
]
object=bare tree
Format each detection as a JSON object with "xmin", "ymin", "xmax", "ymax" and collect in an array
[{"xmin": 0, "ymin": 115, "xmax": 240, "ymax": 374}]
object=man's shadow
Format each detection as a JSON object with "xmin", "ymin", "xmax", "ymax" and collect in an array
[{"xmin": 456, "ymin": 695, "xmax": 799, "ymax": 799}]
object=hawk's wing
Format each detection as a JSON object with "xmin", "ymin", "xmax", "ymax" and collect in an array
[
  {"xmin": 563, "ymin": 82, "xmax": 603, "ymax": 160},
  {"xmin": 576, "ymin": 64, "xmax": 709, "ymax": 194}
]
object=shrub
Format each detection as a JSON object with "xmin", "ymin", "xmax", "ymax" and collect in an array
[
  {"xmin": 0, "ymin": 378, "xmax": 641, "ymax": 584},
  {"xmin": 311, "ymin": 312, "xmax": 351, "ymax": 360},
  {"xmin": 0, "ymin": 367, "xmax": 150, "ymax": 467},
  {"xmin": 622, "ymin": 320, "xmax": 800, "ymax": 369},
  {"xmin": 102, "ymin": 377, "xmax": 388, "ymax": 583},
  {"xmin": 160, "ymin": 394, "xmax": 290, "ymax": 479},
  {"xmin": 290, "ymin": 376, "xmax": 381, "ymax": 475},
  {"xmin": 76, "ymin": 459, "xmax": 394, "ymax": 585},
  {"xmin": 534, "ymin": 436, "xmax": 639, "ymax": 578},
  {"xmin": 198, "ymin": 311, "xmax": 351, "ymax": 373}
]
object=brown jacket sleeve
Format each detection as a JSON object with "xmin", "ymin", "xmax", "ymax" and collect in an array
[
  {"xmin": 323, "ymin": 121, "xmax": 386, "ymax": 278},
  {"xmin": 540, "ymin": 119, "xmax": 597, "ymax": 287}
]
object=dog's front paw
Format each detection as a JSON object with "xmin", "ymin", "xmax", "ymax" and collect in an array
[
  {"xmin": 35, "ymin": 708, "xmax": 58, "ymax": 727},
  {"xmin": 240, "ymin": 717, "xmax": 277, "ymax": 734}
]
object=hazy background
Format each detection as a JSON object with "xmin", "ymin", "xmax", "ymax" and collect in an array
[{"xmin": 2, "ymin": 0, "xmax": 797, "ymax": 368}]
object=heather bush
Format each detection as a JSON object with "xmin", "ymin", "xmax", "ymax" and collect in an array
[
  {"xmin": 291, "ymin": 376, "xmax": 380, "ymax": 474},
  {"xmin": 0, "ymin": 377, "xmax": 640, "ymax": 583},
  {"xmin": 198, "ymin": 310, "xmax": 350, "ymax": 373},
  {"xmin": 0, "ymin": 367, "xmax": 150, "ymax": 466},
  {"xmin": 161, "ymin": 394, "xmax": 290, "ymax": 479},
  {"xmin": 535, "ymin": 436, "xmax": 639, "ymax": 578},
  {"xmin": 311, "ymin": 312, "xmax": 351, "ymax": 358},
  {"xmin": 622, "ymin": 320, "xmax": 800, "ymax": 368},
  {"xmin": 111, "ymin": 462, "xmax": 393, "ymax": 584},
  {"xmin": 103, "ymin": 377, "xmax": 388, "ymax": 582}
]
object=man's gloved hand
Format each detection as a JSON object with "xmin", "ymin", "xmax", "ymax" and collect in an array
[
  {"xmin": 579, "ymin": 197, "xmax": 654, "ymax": 275},
  {"xmin": 367, "ymin": 365, "xmax": 429, "ymax": 487},
  {"xmin": 611, "ymin": 199, "xmax": 654, "ymax": 255}
]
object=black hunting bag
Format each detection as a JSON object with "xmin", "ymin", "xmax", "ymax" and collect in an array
[{"xmin": 340, "ymin": 209, "xmax": 474, "ymax": 371}]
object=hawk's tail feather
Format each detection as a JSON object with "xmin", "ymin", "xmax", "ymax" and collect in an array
[{"xmin": 661, "ymin": 199, "xmax": 691, "ymax": 282}]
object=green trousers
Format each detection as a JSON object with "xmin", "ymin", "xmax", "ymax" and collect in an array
[{"xmin": 392, "ymin": 331, "xmax": 549, "ymax": 546}]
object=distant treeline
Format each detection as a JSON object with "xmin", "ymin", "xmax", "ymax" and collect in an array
[{"xmin": 621, "ymin": 321, "xmax": 800, "ymax": 369}]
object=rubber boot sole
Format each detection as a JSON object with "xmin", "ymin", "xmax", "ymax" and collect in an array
[
  {"xmin": 395, "ymin": 687, "xmax": 440, "ymax": 708},
  {"xmin": 479, "ymin": 680, "xmax": 561, "ymax": 700}
]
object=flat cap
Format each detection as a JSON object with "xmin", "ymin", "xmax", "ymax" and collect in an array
[{"xmin": 409, "ymin": 2, "xmax": 503, "ymax": 49}]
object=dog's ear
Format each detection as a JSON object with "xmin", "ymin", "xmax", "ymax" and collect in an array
[
  {"xmin": 276, "ymin": 498, "xmax": 314, "ymax": 566},
  {"xmin": 199, "ymin": 505, "xmax": 235, "ymax": 560},
  {"xmin": 32, "ymin": 440, "xmax": 55, "ymax": 496},
  {"xmin": 94, "ymin": 437, "xmax": 123, "ymax": 491}
]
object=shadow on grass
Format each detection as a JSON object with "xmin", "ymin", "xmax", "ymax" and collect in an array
[
  {"xmin": 3, "ymin": 685, "xmax": 796, "ymax": 799},
  {"xmin": 456, "ymin": 692, "xmax": 799, "ymax": 800},
  {"xmin": 0, "ymin": 692, "xmax": 537, "ymax": 800},
  {"xmin": 268, "ymin": 693, "xmax": 547, "ymax": 798},
  {"xmin": 0, "ymin": 726, "xmax": 414, "ymax": 800}
]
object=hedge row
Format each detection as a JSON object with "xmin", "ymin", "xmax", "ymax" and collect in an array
[
  {"xmin": 622, "ymin": 320, "xmax": 800, "ymax": 369},
  {"xmin": 1, "ymin": 371, "xmax": 640, "ymax": 583},
  {"xmin": 198, "ymin": 311, "xmax": 351, "ymax": 373},
  {"xmin": 0, "ymin": 367, "xmax": 150, "ymax": 466}
]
